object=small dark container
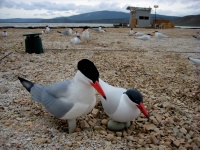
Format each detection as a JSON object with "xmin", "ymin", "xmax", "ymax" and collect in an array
[{"xmin": 23, "ymin": 33, "xmax": 44, "ymax": 54}]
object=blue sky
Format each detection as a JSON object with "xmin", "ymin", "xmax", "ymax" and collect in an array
[{"xmin": 0, "ymin": 0, "xmax": 199, "ymax": 19}]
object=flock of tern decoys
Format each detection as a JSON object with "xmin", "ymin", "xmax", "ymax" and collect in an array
[{"xmin": 2, "ymin": 25, "xmax": 198, "ymax": 133}]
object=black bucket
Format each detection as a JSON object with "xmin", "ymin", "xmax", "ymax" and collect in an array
[{"xmin": 23, "ymin": 33, "xmax": 44, "ymax": 54}]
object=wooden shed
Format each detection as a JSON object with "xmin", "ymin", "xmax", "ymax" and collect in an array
[{"xmin": 126, "ymin": 6, "xmax": 152, "ymax": 28}]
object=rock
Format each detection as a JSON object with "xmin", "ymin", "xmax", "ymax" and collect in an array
[
  {"xmin": 92, "ymin": 108, "xmax": 99, "ymax": 116},
  {"xmin": 125, "ymin": 136, "xmax": 134, "ymax": 141},
  {"xmin": 99, "ymin": 130, "xmax": 107, "ymax": 135},
  {"xmin": 150, "ymin": 135, "xmax": 160, "ymax": 145},
  {"xmin": 101, "ymin": 119, "xmax": 108, "ymax": 125},
  {"xmin": 162, "ymin": 101, "xmax": 170, "ymax": 108},
  {"xmin": 180, "ymin": 127, "xmax": 187, "ymax": 134},
  {"xmin": 94, "ymin": 126, "xmax": 104, "ymax": 131},
  {"xmin": 173, "ymin": 117, "xmax": 180, "ymax": 122},
  {"xmin": 106, "ymin": 134, "xmax": 115, "ymax": 141},
  {"xmin": 116, "ymin": 132, "xmax": 122, "ymax": 137},
  {"xmin": 155, "ymin": 114, "xmax": 162, "ymax": 123},
  {"xmin": 4, "ymin": 122, "xmax": 13, "ymax": 126},
  {"xmin": 80, "ymin": 120, "xmax": 90, "ymax": 129},
  {"xmin": 193, "ymin": 137, "xmax": 200, "ymax": 147},
  {"xmin": 33, "ymin": 138, "xmax": 48, "ymax": 144},
  {"xmin": 75, "ymin": 136, "xmax": 83, "ymax": 141},
  {"xmin": 173, "ymin": 140, "xmax": 180, "ymax": 147},
  {"xmin": 143, "ymin": 123, "xmax": 157, "ymax": 131}
]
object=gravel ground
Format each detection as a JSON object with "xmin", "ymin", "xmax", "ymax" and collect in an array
[{"xmin": 0, "ymin": 27, "xmax": 200, "ymax": 149}]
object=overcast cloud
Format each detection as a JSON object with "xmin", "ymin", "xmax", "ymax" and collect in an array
[{"xmin": 0, "ymin": 0, "xmax": 199, "ymax": 19}]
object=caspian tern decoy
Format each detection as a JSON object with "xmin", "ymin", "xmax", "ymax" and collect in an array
[
  {"xmin": 45, "ymin": 26, "xmax": 51, "ymax": 33},
  {"xmin": 18, "ymin": 59, "xmax": 106, "ymax": 133},
  {"xmin": 134, "ymin": 32, "xmax": 145, "ymax": 36},
  {"xmin": 135, "ymin": 34, "xmax": 152, "ymax": 41},
  {"xmin": 99, "ymin": 79, "xmax": 148, "ymax": 131},
  {"xmin": 2, "ymin": 31, "xmax": 7, "ymax": 37},
  {"xmin": 57, "ymin": 28, "xmax": 74, "ymax": 36},
  {"xmin": 193, "ymin": 35, "xmax": 200, "ymax": 40},
  {"xmin": 188, "ymin": 57, "xmax": 200, "ymax": 66},
  {"xmin": 73, "ymin": 31, "xmax": 80, "ymax": 37},
  {"xmin": 92, "ymin": 26, "xmax": 106, "ymax": 33},
  {"xmin": 129, "ymin": 28, "xmax": 134, "ymax": 36},
  {"xmin": 154, "ymin": 31, "xmax": 169, "ymax": 38},
  {"xmin": 82, "ymin": 27, "xmax": 90, "ymax": 42},
  {"xmin": 71, "ymin": 36, "xmax": 81, "ymax": 44}
]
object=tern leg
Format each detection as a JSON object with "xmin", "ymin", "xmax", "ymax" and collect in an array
[{"xmin": 68, "ymin": 119, "xmax": 76, "ymax": 133}]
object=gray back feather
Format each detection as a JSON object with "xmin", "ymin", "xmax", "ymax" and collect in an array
[{"xmin": 41, "ymin": 90, "xmax": 74, "ymax": 118}]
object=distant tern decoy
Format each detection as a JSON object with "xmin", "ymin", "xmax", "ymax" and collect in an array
[
  {"xmin": 71, "ymin": 36, "xmax": 81, "ymax": 44},
  {"xmin": 82, "ymin": 27, "xmax": 90, "ymax": 42},
  {"xmin": 2, "ymin": 31, "xmax": 7, "ymax": 37},
  {"xmin": 99, "ymin": 79, "xmax": 148, "ymax": 130},
  {"xmin": 193, "ymin": 35, "xmax": 200, "ymax": 40},
  {"xmin": 129, "ymin": 28, "xmax": 134, "ymax": 36},
  {"xmin": 135, "ymin": 34, "xmax": 151, "ymax": 41},
  {"xmin": 18, "ymin": 59, "xmax": 106, "ymax": 133},
  {"xmin": 92, "ymin": 26, "xmax": 106, "ymax": 33},
  {"xmin": 154, "ymin": 31, "xmax": 169, "ymax": 38},
  {"xmin": 57, "ymin": 28, "xmax": 74, "ymax": 36},
  {"xmin": 45, "ymin": 26, "xmax": 51, "ymax": 33},
  {"xmin": 73, "ymin": 31, "xmax": 80, "ymax": 37},
  {"xmin": 134, "ymin": 32, "xmax": 145, "ymax": 36},
  {"xmin": 188, "ymin": 57, "xmax": 200, "ymax": 66}
]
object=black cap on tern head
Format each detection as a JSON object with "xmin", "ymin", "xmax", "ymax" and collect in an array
[
  {"xmin": 78, "ymin": 59, "xmax": 99, "ymax": 83},
  {"xmin": 124, "ymin": 89, "xmax": 143, "ymax": 104}
]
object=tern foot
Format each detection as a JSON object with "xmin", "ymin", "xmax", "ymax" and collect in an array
[
  {"xmin": 107, "ymin": 120, "xmax": 131, "ymax": 131},
  {"xmin": 68, "ymin": 119, "xmax": 76, "ymax": 134}
]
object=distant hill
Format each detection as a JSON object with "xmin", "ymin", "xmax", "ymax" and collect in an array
[
  {"xmin": 172, "ymin": 15, "xmax": 200, "ymax": 26},
  {"xmin": 0, "ymin": 18, "xmax": 43, "ymax": 23},
  {"xmin": 0, "ymin": 10, "xmax": 199, "ymax": 26},
  {"xmin": 39, "ymin": 11, "xmax": 129, "ymax": 23},
  {"xmin": 40, "ymin": 11, "xmax": 179, "ymax": 24},
  {"xmin": 67, "ymin": 11, "xmax": 129, "ymax": 21}
]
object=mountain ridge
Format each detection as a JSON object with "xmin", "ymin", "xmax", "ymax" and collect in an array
[{"xmin": 0, "ymin": 10, "xmax": 199, "ymax": 26}]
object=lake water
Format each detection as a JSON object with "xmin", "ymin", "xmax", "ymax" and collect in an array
[
  {"xmin": 0, "ymin": 23, "xmax": 114, "ymax": 28},
  {"xmin": 0, "ymin": 23, "xmax": 199, "ymax": 29}
]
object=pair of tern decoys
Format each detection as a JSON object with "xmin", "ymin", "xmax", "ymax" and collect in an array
[
  {"xmin": 134, "ymin": 31, "xmax": 169, "ymax": 41},
  {"xmin": 70, "ymin": 27, "xmax": 90, "ymax": 44},
  {"xmin": 18, "ymin": 59, "xmax": 149, "ymax": 133}
]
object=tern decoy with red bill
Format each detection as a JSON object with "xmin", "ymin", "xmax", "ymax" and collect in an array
[
  {"xmin": 18, "ymin": 59, "xmax": 106, "ymax": 133},
  {"xmin": 99, "ymin": 78, "xmax": 148, "ymax": 130},
  {"xmin": 154, "ymin": 31, "xmax": 169, "ymax": 38}
]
